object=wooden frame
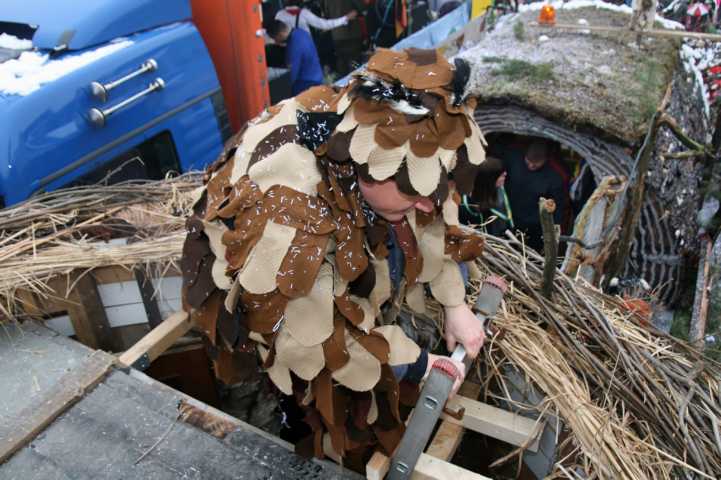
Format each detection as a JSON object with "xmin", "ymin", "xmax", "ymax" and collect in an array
[{"xmin": 365, "ymin": 382, "xmax": 543, "ymax": 480}]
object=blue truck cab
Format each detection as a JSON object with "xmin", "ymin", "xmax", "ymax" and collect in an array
[{"xmin": 0, "ymin": 0, "xmax": 229, "ymax": 207}]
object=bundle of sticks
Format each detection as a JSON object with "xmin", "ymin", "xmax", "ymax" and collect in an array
[{"xmin": 456, "ymin": 233, "xmax": 721, "ymax": 479}]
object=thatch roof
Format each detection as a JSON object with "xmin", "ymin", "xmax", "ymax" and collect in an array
[{"xmin": 457, "ymin": 2, "xmax": 681, "ymax": 145}]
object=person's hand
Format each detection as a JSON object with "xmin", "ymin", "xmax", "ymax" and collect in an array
[
  {"xmin": 346, "ymin": 10, "xmax": 358, "ymax": 20},
  {"xmin": 444, "ymin": 303, "xmax": 485, "ymax": 359},
  {"xmin": 496, "ymin": 171, "xmax": 507, "ymax": 188},
  {"xmin": 425, "ymin": 353, "xmax": 466, "ymax": 397}
]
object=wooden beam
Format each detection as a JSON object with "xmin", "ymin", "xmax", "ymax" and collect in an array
[
  {"xmin": 0, "ymin": 350, "xmax": 116, "ymax": 463},
  {"xmin": 426, "ymin": 383, "xmax": 481, "ymax": 461},
  {"xmin": 441, "ymin": 396, "xmax": 543, "ymax": 452},
  {"xmin": 366, "ymin": 452, "xmax": 491, "ymax": 480},
  {"xmin": 118, "ymin": 311, "xmax": 192, "ymax": 370},
  {"xmin": 66, "ymin": 273, "xmax": 118, "ymax": 351},
  {"xmin": 134, "ymin": 267, "xmax": 163, "ymax": 328}
]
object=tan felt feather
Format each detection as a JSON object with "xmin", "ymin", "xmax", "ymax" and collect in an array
[
  {"xmin": 373, "ymin": 325, "xmax": 421, "ymax": 366},
  {"xmin": 335, "ymin": 105, "xmax": 358, "ymax": 133},
  {"xmin": 405, "ymin": 151, "xmax": 441, "ymax": 196},
  {"xmin": 242, "ymin": 98, "xmax": 297, "ymax": 155},
  {"xmin": 284, "ymin": 263, "xmax": 334, "ymax": 347},
  {"xmin": 348, "ymin": 124, "xmax": 377, "ymax": 166},
  {"xmin": 202, "ymin": 220, "xmax": 232, "ymax": 290},
  {"xmin": 237, "ymin": 221, "xmax": 297, "ymax": 294},
  {"xmin": 247, "ymin": 143, "xmax": 321, "ymax": 196},
  {"xmin": 275, "ymin": 327, "xmax": 326, "ymax": 381},
  {"xmin": 429, "ymin": 259, "xmax": 466, "ymax": 307},
  {"xmin": 416, "ymin": 215, "xmax": 445, "ymax": 282},
  {"xmin": 367, "ymin": 144, "xmax": 406, "ymax": 181},
  {"xmin": 259, "ymin": 345, "xmax": 293, "ymax": 395},
  {"xmin": 331, "ymin": 332, "xmax": 381, "ymax": 392}
]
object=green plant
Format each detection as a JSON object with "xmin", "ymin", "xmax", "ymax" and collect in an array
[
  {"xmin": 513, "ymin": 21, "xmax": 526, "ymax": 41},
  {"xmin": 490, "ymin": 58, "xmax": 555, "ymax": 82}
]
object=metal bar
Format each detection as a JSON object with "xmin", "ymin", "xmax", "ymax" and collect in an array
[
  {"xmin": 88, "ymin": 78, "xmax": 165, "ymax": 127},
  {"xmin": 90, "ymin": 59, "xmax": 158, "ymax": 102}
]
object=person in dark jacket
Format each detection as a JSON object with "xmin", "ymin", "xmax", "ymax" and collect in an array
[
  {"xmin": 268, "ymin": 20, "xmax": 324, "ymax": 95},
  {"xmin": 496, "ymin": 138, "xmax": 569, "ymax": 252}
]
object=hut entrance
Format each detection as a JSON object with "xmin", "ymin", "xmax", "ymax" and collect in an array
[{"xmin": 461, "ymin": 133, "xmax": 597, "ymax": 255}]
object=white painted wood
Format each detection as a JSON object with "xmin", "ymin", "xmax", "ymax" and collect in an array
[
  {"xmin": 97, "ymin": 281, "xmax": 143, "ymax": 307},
  {"xmin": 104, "ymin": 303, "xmax": 148, "ymax": 328}
]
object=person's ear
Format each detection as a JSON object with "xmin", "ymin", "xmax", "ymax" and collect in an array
[{"xmin": 414, "ymin": 197, "xmax": 435, "ymax": 213}]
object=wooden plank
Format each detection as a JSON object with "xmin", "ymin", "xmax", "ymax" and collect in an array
[
  {"xmin": 366, "ymin": 452, "xmax": 491, "ymax": 480},
  {"xmin": 117, "ymin": 311, "xmax": 192, "ymax": 369},
  {"xmin": 414, "ymin": 453, "xmax": 492, "ymax": 480},
  {"xmin": 66, "ymin": 273, "xmax": 118, "ymax": 351},
  {"xmin": 426, "ymin": 383, "xmax": 482, "ymax": 461},
  {"xmin": 0, "ymin": 350, "xmax": 116, "ymax": 463},
  {"xmin": 534, "ymin": 21, "xmax": 721, "ymax": 41},
  {"xmin": 441, "ymin": 396, "xmax": 543, "ymax": 452}
]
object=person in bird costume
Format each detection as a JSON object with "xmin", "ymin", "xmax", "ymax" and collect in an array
[{"xmin": 181, "ymin": 47, "xmax": 488, "ymax": 469}]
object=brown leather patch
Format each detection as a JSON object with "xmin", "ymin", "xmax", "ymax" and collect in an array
[
  {"xmin": 296, "ymin": 85, "xmax": 341, "ymax": 112},
  {"xmin": 348, "ymin": 260, "xmax": 375, "ymax": 298},
  {"xmin": 452, "ymin": 145, "xmax": 480, "ymax": 196},
  {"xmin": 406, "ymin": 47, "xmax": 438, "ymax": 66},
  {"xmin": 334, "ymin": 294, "xmax": 364, "ymax": 326},
  {"xmin": 375, "ymin": 123, "xmax": 415, "ymax": 149},
  {"xmin": 323, "ymin": 315, "xmax": 351, "ymax": 371},
  {"xmin": 222, "ymin": 207, "xmax": 268, "ymax": 271},
  {"xmin": 213, "ymin": 349, "xmax": 257, "ymax": 386},
  {"xmin": 372, "ymin": 424, "xmax": 404, "ymax": 456},
  {"xmin": 216, "ymin": 176, "xmax": 263, "ymax": 220},
  {"xmin": 326, "ymin": 130, "xmax": 353, "ymax": 162},
  {"xmin": 277, "ymin": 230, "xmax": 330, "ymax": 298},
  {"xmin": 313, "ymin": 369, "xmax": 347, "ymax": 426},
  {"xmin": 248, "ymin": 125, "xmax": 299, "ymax": 172},
  {"xmin": 408, "ymin": 120, "xmax": 439, "ymax": 158},
  {"xmin": 265, "ymin": 185, "xmax": 336, "ymax": 235},
  {"xmin": 366, "ymin": 48, "xmax": 454, "ymax": 90},
  {"xmin": 242, "ymin": 289, "xmax": 289, "ymax": 334},
  {"xmin": 351, "ymin": 330, "xmax": 390, "ymax": 364},
  {"xmin": 392, "ymin": 219, "xmax": 422, "ymax": 286},
  {"xmin": 445, "ymin": 225, "xmax": 485, "ymax": 262},
  {"xmin": 205, "ymin": 158, "xmax": 235, "ymax": 219},
  {"xmin": 437, "ymin": 110, "xmax": 469, "ymax": 152},
  {"xmin": 394, "ymin": 161, "xmax": 420, "ymax": 198},
  {"xmin": 334, "ymin": 219, "xmax": 368, "ymax": 283}
]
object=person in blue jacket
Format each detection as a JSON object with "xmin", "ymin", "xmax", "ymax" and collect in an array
[{"xmin": 267, "ymin": 20, "xmax": 324, "ymax": 96}]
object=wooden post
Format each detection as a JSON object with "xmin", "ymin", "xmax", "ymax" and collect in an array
[
  {"xmin": 539, "ymin": 198, "xmax": 557, "ymax": 299},
  {"xmin": 134, "ymin": 267, "xmax": 163, "ymax": 328},
  {"xmin": 118, "ymin": 311, "xmax": 192, "ymax": 370},
  {"xmin": 66, "ymin": 272, "xmax": 118, "ymax": 352},
  {"xmin": 604, "ymin": 111, "xmax": 661, "ymax": 285}
]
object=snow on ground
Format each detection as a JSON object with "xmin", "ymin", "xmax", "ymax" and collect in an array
[
  {"xmin": 0, "ymin": 33, "xmax": 33, "ymax": 51},
  {"xmin": 680, "ymin": 42, "xmax": 717, "ymax": 125},
  {"xmin": 518, "ymin": 0, "xmax": 685, "ymax": 30},
  {"xmin": 0, "ymin": 40, "xmax": 132, "ymax": 96}
]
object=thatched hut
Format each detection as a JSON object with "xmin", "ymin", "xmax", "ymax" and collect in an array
[{"xmin": 452, "ymin": 0, "xmax": 710, "ymax": 305}]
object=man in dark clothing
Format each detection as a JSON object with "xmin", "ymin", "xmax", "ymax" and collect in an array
[
  {"xmin": 267, "ymin": 20, "xmax": 324, "ymax": 96},
  {"xmin": 321, "ymin": 0, "xmax": 365, "ymax": 76},
  {"xmin": 498, "ymin": 139, "xmax": 569, "ymax": 252}
]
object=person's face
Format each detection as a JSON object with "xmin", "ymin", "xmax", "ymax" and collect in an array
[
  {"xmin": 273, "ymin": 30, "xmax": 290, "ymax": 45},
  {"xmin": 358, "ymin": 177, "xmax": 435, "ymax": 222},
  {"xmin": 525, "ymin": 154, "xmax": 546, "ymax": 172}
]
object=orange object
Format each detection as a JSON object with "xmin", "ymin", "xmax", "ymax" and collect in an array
[
  {"xmin": 538, "ymin": 4, "xmax": 556, "ymax": 25},
  {"xmin": 191, "ymin": 0, "xmax": 270, "ymax": 133},
  {"xmin": 622, "ymin": 297, "xmax": 652, "ymax": 326}
]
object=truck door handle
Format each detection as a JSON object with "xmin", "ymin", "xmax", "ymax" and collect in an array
[
  {"xmin": 88, "ymin": 78, "xmax": 165, "ymax": 127},
  {"xmin": 90, "ymin": 58, "xmax": 158, "ymax": 102}
]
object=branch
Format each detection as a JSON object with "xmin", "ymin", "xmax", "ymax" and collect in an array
[
  {"xmin": 658, "ymin": 113, "xmax": 710, "ymax": 154},
  {"xmin": 539, "ymin": 198, "xmax": 558, "ymax": 299}
]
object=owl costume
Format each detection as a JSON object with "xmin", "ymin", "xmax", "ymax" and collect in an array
[{"xmin": 181, "ymin": 48, "xmax": 487, "ymax": 466}]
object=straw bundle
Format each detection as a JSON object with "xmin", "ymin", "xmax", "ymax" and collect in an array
[
  {"xmin": 0, "ymin": 175, "xmax": 201, "ymax": 318},
  {"xmin": 458, "ymin": 233, "xmax": 721, "ymax": 479}
]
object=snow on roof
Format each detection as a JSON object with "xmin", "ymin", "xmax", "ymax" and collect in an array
[
  {"xmin": 0, "ymin": 33, "xmax": 33, "ymax": 51},
  {"xmin": 0, "ymin": 40, "xmax": 132, "ymax": 96}
]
